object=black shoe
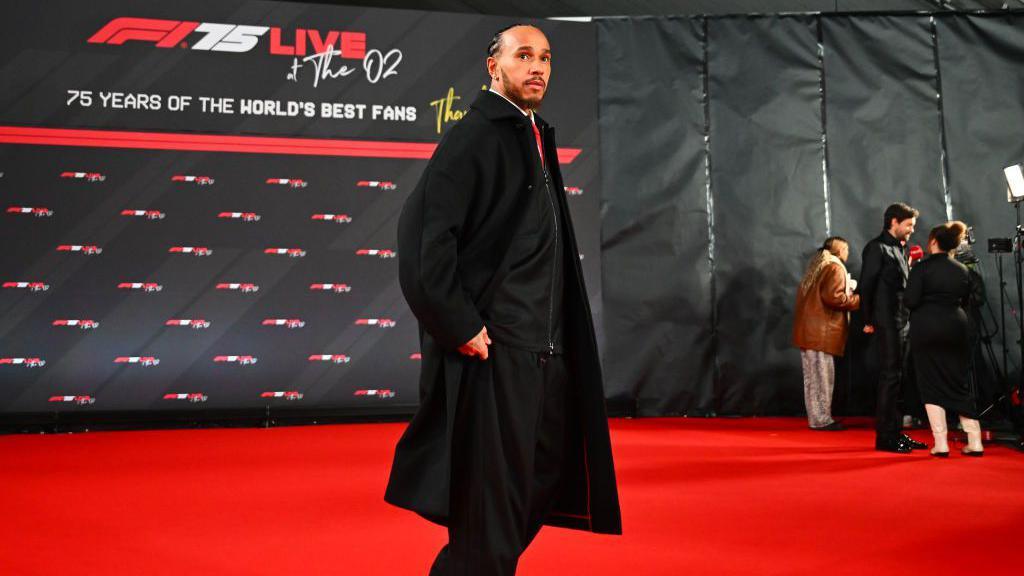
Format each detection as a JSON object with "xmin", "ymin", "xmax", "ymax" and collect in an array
[
  {"xmin": 876, "ymin": 436, "xmax": 913, "ymax": 453},
  {"xmin": 930, "ymin": 450, "xmax": 949, "ymax": 458},
  {"xmin": 901, "ymin": 434, "xmax": 928, "ymax": 450},
  {"xmin": 811, "ymin": 422, "xmax": 846, "ymax": 431},
  {"xmin": 961, "ymin": 448, "xmax": 984, "ymax": 457}
]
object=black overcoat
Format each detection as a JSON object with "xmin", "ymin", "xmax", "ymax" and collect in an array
[
  {"xmin": 859, "ymin": 231, "xmax": 910, "ymax": 328},
  {"xmin": 384, "ymin": 90, "xmax": 622, "ymax": 535}
]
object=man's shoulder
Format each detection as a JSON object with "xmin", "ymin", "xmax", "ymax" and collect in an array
[
  {"xmin": 862, "ymin": 235, "xmax": 883, "ymax": 253},
  {"xmin": 433, "ymin": 111, "xmax": 498, "ymax": 155}
]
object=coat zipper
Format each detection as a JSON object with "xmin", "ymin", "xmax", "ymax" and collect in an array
[{"xmin": 542, "ymin": 165, "xmax": 558, "ymax": 357}]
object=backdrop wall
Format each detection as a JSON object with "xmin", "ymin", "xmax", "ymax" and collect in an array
[
  {"xmin": 4, "ymin": 4, "xmax": 1023, "ymax": 426},
  {"xmin": 0, "ymin": 0, "xmax": 601, "ymax": 422},
  {"xmin": 598, "ymin": 13, "xmax": 1024, "ymax": 416}
]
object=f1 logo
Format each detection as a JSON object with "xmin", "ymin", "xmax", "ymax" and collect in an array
[
  {"xmin": 88, "ymin": 17, "xmax": 200, "ymax": 49},
  {"xmin": 89, "ymin": 17, "xmax": 269, "ymax": 53}
]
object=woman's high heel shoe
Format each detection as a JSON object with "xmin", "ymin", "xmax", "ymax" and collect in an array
[
  {"xmin": 930, "ymin": 450, "xmax": 949, "ymax": 458},
  {"xmin": 961, "ymin": 448, "xmax": 984, "ymax": 457}
]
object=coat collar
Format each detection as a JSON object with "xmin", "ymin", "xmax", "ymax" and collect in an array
[
  {"xmin": 471, "ymin": 90, "xmax": 550, "ymax": 130},
  {"xmin": 879, "ymin": 230, "xmax": 903, "ymax": 248},
  {"xmin": 823, "ymin": 251, "xmax": 847, "ymax": 273}
]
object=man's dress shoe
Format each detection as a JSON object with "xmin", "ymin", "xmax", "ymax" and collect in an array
[
  {"xmin": 876, "ymin": 436, "xmax": 913, "ymax": 453},
  {"xmin": 901, "ymin": 434, "xmax": 927, "ymax": 450}
]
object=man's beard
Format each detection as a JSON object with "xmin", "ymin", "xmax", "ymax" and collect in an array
[{"xmin": 499, "ymin": 68, "xmax": 544, "ymax": 111}]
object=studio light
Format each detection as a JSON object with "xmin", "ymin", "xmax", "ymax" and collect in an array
[{"xmin": 1006, "ymin": 163, "xmax": 1024, "ymax": 202}]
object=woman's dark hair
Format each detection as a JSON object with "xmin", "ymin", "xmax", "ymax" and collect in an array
[
  {"xmin": 883, "ymin": 202, "xmax": 919, "ymax": 231},
  {"xmin": 929, "ymin": 220, "xmax": 967, "ymax": 252}
]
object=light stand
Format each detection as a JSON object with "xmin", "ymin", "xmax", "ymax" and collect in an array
[{"xmin": 1004, "ymin": 164, "xmax": 1024, "ymax": 449}]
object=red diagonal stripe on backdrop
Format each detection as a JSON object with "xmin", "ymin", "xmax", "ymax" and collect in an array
[{"xmin": 0, "ymin": 126, "xmax": 583, "ymax": 164}]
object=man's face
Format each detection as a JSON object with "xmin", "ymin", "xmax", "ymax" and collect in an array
[
  {"xmin": 890, "ymin": 217, "xmax": 916, "ymax": 242},
  {"xmin": 487, "ymin": 26, "xmax": 551, "ymax": 111}
]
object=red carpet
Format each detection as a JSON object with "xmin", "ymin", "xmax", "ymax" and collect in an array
[{"xmin": 2, "ymin": 418, "xmax": 1022, "ymax": 575}]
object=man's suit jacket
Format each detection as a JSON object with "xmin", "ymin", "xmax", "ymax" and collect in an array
[{"xmin": 859, "ymin": 230, "xmax": 909, "ymax": 328}]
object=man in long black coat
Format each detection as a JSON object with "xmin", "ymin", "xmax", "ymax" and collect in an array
[
  {"xmin": 860, "ymin": 202, "xmax": 926, "ymax": 453},
  {"xmin": 384, "ymin": 24, "xmax": 621, "ymax": 575}
]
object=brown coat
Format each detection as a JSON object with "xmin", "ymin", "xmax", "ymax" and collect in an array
[{"xmin": 792, "ymin": 259, "xmax": 860, "ymax": 357}]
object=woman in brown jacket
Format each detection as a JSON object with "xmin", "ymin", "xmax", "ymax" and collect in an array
[{"xmin": 793, "ymin": 237, "xmax": 861, "ymax": 430}]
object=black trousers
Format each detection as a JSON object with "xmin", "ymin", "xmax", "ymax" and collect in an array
[
  {"xmin": 875, "ymin": 309, "xmax": 909, "ymax": 439},
  {"xmin": 430, "ymin": 343, "xmax": 568, "ymax": 576}
]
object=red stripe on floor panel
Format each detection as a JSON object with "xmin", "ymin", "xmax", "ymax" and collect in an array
[{"xmin": 0, "ymin": 126, "xmax": 583, "ymax": 164}]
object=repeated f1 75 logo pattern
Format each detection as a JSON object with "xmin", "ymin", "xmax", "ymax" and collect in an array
[
  {"xmin": 216, "ymin": 282, "xmax": 260, "ymax": 292},
  {"xmin": 312, "ymin": 213, "xmax": 352, "ymax": 223},
  {"xmin": 169, "ymin": 246, "xmax": 213, "ymax": 256},
  {"xmin": 309, "ymin": 354, "xmax": 350, "ymax": 363},
  {"xmin": 7, "ymin": 206, "xmax": 53, "ymax": 217},
  {"xmin": 53, "ymin": 319, "xmax": 100, "ymax": 329},
  {"xmin": 166, "ymin": 319, "xmax": 211, "ymax": 329},
  {"xmin": 261, "ymin": 391, "xmax": 303, "ymax": 400},
  {"xmin": 354, "ymin": 389, "xmax": 395, "ymax": 398},
  {"xmin": 164, "ymin": 393, "xmax": 208, "ymax": 403},
  {"xmin": 121, "ymin": 209, "xmax": 165, "ymax": 220},
  {"xmin": 171, "ymin": 175, "xmax": 215, "ymax": 185},
  {"xmin": 219, "ymin": 211, "xmax": 260, "ymax": 221},
  {"xmin": 355, "ymin": 249, "xmax": 395, "ymax": 258},
  {"xmin": 5, "ymin": 168, "xmax": 408, "ymax": 408},
  {"xmin": 1, "ymin": 357, "xmax": 46, "ymax": 367},
  {"xmin": 214, "ymin": 355, "xmax": 259, "ymax": 365},
  {"xmin": 262, "ymin": 318, "xmax": 305, "ymax": 328},
  {"xmin": 3, "ymin": 282, "xmax": 49, "ymax": 292},
  {"xmin": 265, "ymin": 247, "xmax": 306, "ymax": 257},
  {"xmin": 355, "ymin": 318, "xmax": 396, "ymax": 328},
  {"xmin": 356, "ymin": 180, "xmax": 396, "ymax": 190},
  {"xmin": 115, "ymin": 356, "xmax": 161, "ymax": 366},
  {"xmin": 61, "ymin": 171, "xmax": 105, "ymax": 181},
  {"xmin": 310, "ymin": 283, "xmax": 351, "ymax": 293},
  {"xmin": 266, "ymin": 178, "xmax": 307, "ymax": 188},
  {"xmin": 49, "ymin": 395, "xmax": 95, "ymax": 405},
  {"xmin": 118, "ymin": 282, "xmax": 163, "ymax": 292},
  {"xmin": 57, "ymin": 244, "xmax": 103, "ymax": 254}
]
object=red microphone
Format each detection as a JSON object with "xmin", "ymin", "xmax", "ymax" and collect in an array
[{"xmin": 909, "ymin": 245, "xmax": 924, "ymax": 264}]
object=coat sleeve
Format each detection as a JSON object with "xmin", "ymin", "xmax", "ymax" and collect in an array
[
  {"xmin": 965, "ymin": 266, "xmax": 983, "ymax": 310},
  {"xmin": 904, "ymin": 262, "xmax": 924, "ymax": 311},
  {"xmin": 819, "ymin": 263, "xmax": 860, "ymax": 311},
  {"xmin": 396, "ymin": 132, "xmax": 486, "ymax": 351},
  {"xmin": 859, "ymin": 241, "xmax": 881, "ymax": 323}
]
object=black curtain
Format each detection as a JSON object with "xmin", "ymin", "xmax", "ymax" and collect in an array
[{"xmin": 598, "ymin": 12, "xmax": 1024, "ymax": 416}]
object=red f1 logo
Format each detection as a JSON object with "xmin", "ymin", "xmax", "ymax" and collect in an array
[
  {"xmin": 53, "ymin": 319, "xmax": 100, "ymax": 330},
  {"xmin": 308, "ymin": 354, "xmax": 350, "ymax": 364},
  {"xmin": 49, "ymin": 395, "xmax": 95, "ymax": 405},
  {"xmin": 89, "ymin": 18, "xmax": 200, "ymax": 49}
]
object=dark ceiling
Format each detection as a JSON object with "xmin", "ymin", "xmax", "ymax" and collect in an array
[{"xmin": 281, "ymin": 0, "xmax": 1023, "ymax": 18}]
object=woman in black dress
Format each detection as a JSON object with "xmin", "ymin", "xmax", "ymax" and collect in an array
[{"xmin": 905, "ymin": 221, "xmax": 984, "ymax": 457}]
